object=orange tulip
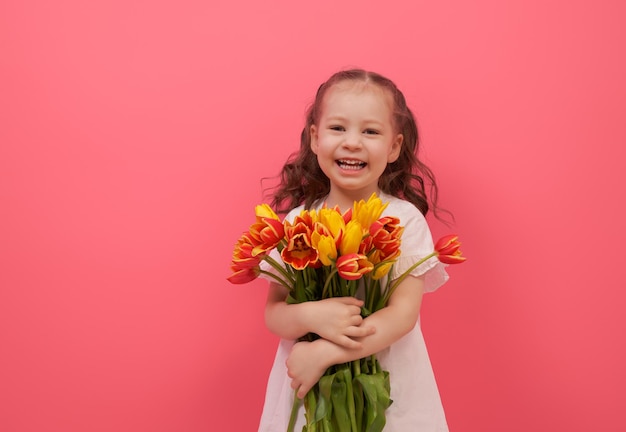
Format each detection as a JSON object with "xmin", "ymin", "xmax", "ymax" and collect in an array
[
  {"xmin": 249, "ymin": 216, "xmax": 285, "ymax": 256},
  {"xmin": 369, "ymin": 216, "xmax": 403, "ymax": 259},
  {"xmin": 336, "ymin": 253, "xmax": 374, "ymax": 280},
  {"xmin": 281, "ymin": 220, "xmax": 319, "ymax": 270},
  {"xmin": 231, "ymin": 234, "xmax": 262, "ymax": 269},
  {"xmin": 435, "ymin": 234, "xmax": 466, "ymax": 264}
]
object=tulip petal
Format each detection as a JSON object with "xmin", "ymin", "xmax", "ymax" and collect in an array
[
  {"xmin": 336, "ymin": 253, "xmax": 373, "ymax": 280},
  {"xmin": 227, "ymin": 266, "xmax": 260, "ymax": 284}
]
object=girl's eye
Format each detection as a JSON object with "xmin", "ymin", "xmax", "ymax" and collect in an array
[
  {"xmin": 364, "ymin": 129, "xmax": 380, "ymax": 135},
  {"xmin": 329, "ymin": 125, "xmax": 345, "ymax": 131}
]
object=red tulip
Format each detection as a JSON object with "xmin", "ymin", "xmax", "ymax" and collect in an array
[
  {"xmin": 434, "ymin": 235, "xmax": 466, "ymax": 264},
  {"xmin": 369, "ymin": 216, "xmax": 403, "ymax": 259},
  {"xmin": 229, "ymin": 233, "xmax": 262, "ymax": 268},
  {"xmin": 336, "ymin": 253, "xmax": 374, "ymax": 280},
  {"xmin": 227, "ymin": 265, "xmax": 260, "ymax": 284},
  {"xmin": 249, "ymin": 217, "xmax": 285, "ymax": 256}
]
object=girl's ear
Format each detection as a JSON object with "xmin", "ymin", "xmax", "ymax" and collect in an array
[
  {"xmin": 388, "ymin": 133, "xmax": 403, "ymax": 163},
  {"xmin": 310, "ymin": 125, "xmax": 319, "ymax": 154}
]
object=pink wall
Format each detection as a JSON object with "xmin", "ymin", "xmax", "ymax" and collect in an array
[{"xmin": 1, "ymin": 1, "xmax": 625, "ymax": 431}]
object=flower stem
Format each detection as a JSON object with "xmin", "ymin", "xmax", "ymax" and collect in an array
[
  {"xmin": 382, "ymin": 252, "xmax": 437, "ymax": 306},
  {"xmin": 322, "ymin": 268, "xmax": 338, "ymax": 298},
  {"xmin": 263, "ymin": 255, "xmax": 296, "ymax": 285},
  {"xmin": 258, "ymin": 270, "xmax": 291, "ymax": 290},
  {"xmin": 306, "ymin": 389, "xmax": 318, "ymax": 432},
  {"xmin": 343, "ymin": 366, "xmax": 358, "ymax": 432},
  {"xmin": 287, "ymin": 393, "xmax": 301, "ymax": 432}
]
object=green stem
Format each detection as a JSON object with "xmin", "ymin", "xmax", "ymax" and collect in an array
[
  {"xmin": 370, "ymin": 355, "xmax": 377, "ymax": 374},
  {"xmin": 287, "ymin": 393, "xmax": 301, "ymax": 432},
  {"xmin": 263, "ymin": 255, "xmax": 296, "ymax": 285},
  {"xmin": 322, "ymin": 268, "xmax": 338, "ymax": 298},
  {"xmin": 381, "ymin": 252, "xmax": 437, "ymax": 306},
  {"xmin": 343, "ymin": 366, "xmax": 358, "ymax": 432},
  {"xmin": 258, "ymin": 269, "xmax": 291, "ymax": 290},
  {"xmin": 306, "ymin": 389, "xmax": 318, "ymax": 432},
  {"xmin": 365, "ymin": 276, "xmax": 377, "ymax": 313}
]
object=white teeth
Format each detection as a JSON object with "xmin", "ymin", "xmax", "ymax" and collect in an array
[{"xmin": 337, "ymin": 159, "xmax": 366, "ymax": 170}]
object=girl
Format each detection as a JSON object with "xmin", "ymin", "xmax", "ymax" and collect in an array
[{"xmin": 259, "ymin": 69, "xmax": 450, "ymax": 431}]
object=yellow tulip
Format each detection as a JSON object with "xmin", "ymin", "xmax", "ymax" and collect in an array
[
  {"xmin": 254, "ymin": 203, "xmax": 279, "ymax": 221},
  {"xmin": 339, "ymin": 220, "xmax": 363, "ymax": 255},
  {"xmin": 318, "ymin": 207, "xmax": 345, "ymax": 241},
  {"xmin": 312, "ymin": 231, "xmax": 337, "ymax": 266},
  {"xmin": 372, "ymin": 261, "xmax": 395, "ymax": 280},
  {"xmin": 352, "ymin": 193, "xmax": 388, "ymax": 232}
]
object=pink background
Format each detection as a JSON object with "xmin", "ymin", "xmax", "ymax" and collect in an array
[{"xmin": 1, "ymin": 1, "xmax": 625, "ymax": 431}]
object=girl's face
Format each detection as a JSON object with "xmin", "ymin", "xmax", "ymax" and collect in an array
[{"xmin": 310, "ymin": 81, "xmax": 403, "ymax": 209}]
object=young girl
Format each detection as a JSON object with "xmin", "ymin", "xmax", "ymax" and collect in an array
[{"xmin": 258, "ymin": 69, "xmax": 450, "ymax": 431}]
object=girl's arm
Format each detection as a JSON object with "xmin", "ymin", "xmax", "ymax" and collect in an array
[
  {"xmin": 285, "ymin": 275, "xmax": 424, "ymax": 398},
  {"xmin": 265, "ymin": 282, "xmax": 376, "ymax": 349}
]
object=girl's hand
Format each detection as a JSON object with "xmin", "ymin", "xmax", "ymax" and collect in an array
[
  {"xmin": 305, "ymin": 297, "xmax": 375, "ymax": 349},
  {"xmin": 286, "ymin": 340, "xmax": 333, "ymax": 399}
]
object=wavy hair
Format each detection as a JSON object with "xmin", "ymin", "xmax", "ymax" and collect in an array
[{"xmin": 268, "ymin": 69, "xmax": 445, "ymax": 219}]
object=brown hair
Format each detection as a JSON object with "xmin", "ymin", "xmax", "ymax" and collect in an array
[{"xmin": 267, "ymin": 69, "xmax": 444, "ymax": 218}]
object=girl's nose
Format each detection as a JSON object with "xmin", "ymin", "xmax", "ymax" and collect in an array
[{"xmin": 342, "ymin": 132, "xmax": 362, "ymax": 150}]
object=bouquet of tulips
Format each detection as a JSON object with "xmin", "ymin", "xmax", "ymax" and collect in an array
[{"xmin": 227, "ymin": 193, "xmax": 465, "ymax": 432}]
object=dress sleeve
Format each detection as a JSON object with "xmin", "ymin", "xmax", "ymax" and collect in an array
[{"xmin": 386, "ymin": 202, "xmax": 449, "ymax": 293}]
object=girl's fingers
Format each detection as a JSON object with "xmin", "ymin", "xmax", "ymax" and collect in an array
[
  {"xmin": 339, "ymin": 336, "xmax": 362, "ymax": 349},
  {"xmin": 345, "ymin": 325, "xmax": 375, "ymax": 339},
  {"xmin": 337, "ymin": 297, "xmax": 363, "ymax": 306},
  {"xmin": 349, "ymin": 314, "xmax": 364, "ymax": 326}
]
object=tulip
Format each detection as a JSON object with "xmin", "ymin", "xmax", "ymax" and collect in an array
[
  {"xmin": 341, "ymin": 207, "xmax": 352, "ymax": 224},
  {"xmin": 358, "ymin": 235, "xmax": 374, "ymax": 256},
  {"xmin": 232, "ymin": 244, "xmax": 262, "ymax": 269},
  {"xmin": 295, "ymin": 209, "xmax": 317, "ymax": 228},
  {"xmin": 228, "ymin": 233, "xmax": 261, "ymax": 267},
  {"xmin": 336, "ymin": 253, "xmax": 373, "ymax": 280},
  {"xmin": 281, "ymin": 221, "xmax": 319, "ymax": 270},
  {"xmin": 249, "ymin": 217, "xmax": 285, "ymax": 256},
  {"xmin": 435, "ymin": 234, "xmax": 467, "ymax": 264},
  {"xmin": 227, "ymin": 265, "xmax": 260, "ymax": 284},
  {"xmin": 369, "ymin": 216, "xmax": 403, "ymax": 259},
  {"xmin": 254, "ymin": 203, "xmax": 280, "ymax": 221},
  {"xmin": 339, "ymin": 220, "xmax": 363, "ymax": 255},
  {"xmin": 318, "ymin": 207, "xmax": 345, "ymax": 243},
  {"xmin": 311, "ymin": 230, "xmax": 337, "ymax": 266},
  {"xmin": 352, "ymin": 193, "xmax": 388, "ymax": 232},
  {"xmin": 371, "ymin": 260, "xmax": 394, "ymax": 280}
]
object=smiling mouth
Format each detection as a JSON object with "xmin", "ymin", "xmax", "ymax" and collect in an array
[{"xmin": 336, "ymin": 159, "xmax": 367, "ymax": 170}]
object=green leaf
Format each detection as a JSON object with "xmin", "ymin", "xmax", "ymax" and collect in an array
[
  {"xmin": 329, "ymin": 371, "xmax": 351, "ymax": 431},
  {"xmin": 315, "ymin": 374, "xmax": 335, "ymax": 423},
  {"xmin": 352, "ymin": 371, "xmax": 365, "ymax": 431},
  {"xmin": 354, "ymin": 372, "xmax": 392, "ymax": 432}
]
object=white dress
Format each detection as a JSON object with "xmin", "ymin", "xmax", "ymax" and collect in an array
[{"xmin": 258, "ymin": 192, "xmax": 450, "ymax": 431}]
